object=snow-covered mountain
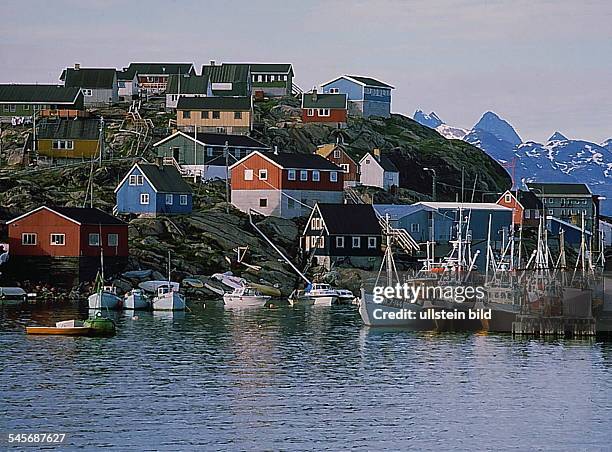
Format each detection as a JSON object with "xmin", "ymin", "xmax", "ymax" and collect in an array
[
  {"xmin": 412, "ymin": 110, "xmax": 468, "ymax": 140},
  {"xmin": 413, "ymin": 110, "xmax": 443, "ymax": 128},
  {"xmin": 413, "ymin": 109, "xmax": 612, "ymax": 214}
]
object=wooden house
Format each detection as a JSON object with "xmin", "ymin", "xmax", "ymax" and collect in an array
[
  {"xmin": 359, "ymin": 149, "xmax": 399, "ymax": 190},
  {"xmin": 250, "ymin": 63, "xmax": 294, "ymax": 97},
  {"xmin": 321, "ymin": 75, "xmax": 394, "ymax": 118},
  {"xmin": 0, "ymin": 84, "xmax": 83, "ymax": 120},
  {"xmin": 496, "ymin": 190, "xmax": 543, "ymax": 227},
  {"xmin": 153, "ymin": 130, "xmax": 269, "ymax": 180},
  {"xmin": 115, "ymin": 162, "xmax": 193, "ymax": 216},
  {"xmin": 122, "ymin": 63, "xmax": 195, "ymax": 95},
  {"xmin": 61, "ymin": 64, "xmax": 118, "ymax": 106},
  {"xmin": 36, "ymin": 117, "xmax": 101, "ymax": 162},
  {"xmin": 165, "ymin": 74, "xmax": 208, "ymax": 110},
  {"xmin": 229, "ymin": 151, "xmax": 344, "ymax": 219},
  {"xmin": 176, "ymin": 96, "xmax": 252, "ymax": 135},
  {"xmin": 301, "ymin": 90, "xmax": 347, "ymax": 127},
  {"xmin": 303, "ymin": 203, "xmax": 382, "ymax": 270},
  {"xmin": 315, "ymin": 143, "xmax": 359, "ymax": 187},
  {"xmin": 116, "ymin": 69, "xmax": 139, "ymax": 101}
]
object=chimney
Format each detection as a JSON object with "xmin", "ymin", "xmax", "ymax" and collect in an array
[
  {"xmin": 373, "ymin": 148, "xmax": 380, "ymax": 160},
  {"xmin": 74, "ymin": 63, "xmax": 81, "ymax": 70},
  {"xmin": 311, "ymin": 88, "xmax": 318, "ymax": 102},
  {"xmin": 274, "ymin": 145, "xmax": 279, "ymax": 155},
  {"xmin": 210, "ymin": 60, "xmax": 216, "ymax": 66}
]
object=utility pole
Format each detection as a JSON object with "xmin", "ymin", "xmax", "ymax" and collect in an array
[
  {"xmin": 461, "ymin": 166, "xmax": 465, "ymax": 203},
  {"xmin": 424, "ymin": 167, "xmax": 437, "ymax": 201},
  {"xmin": 225, "ymin": 140, "xmax": 230, "ymax": 214}
]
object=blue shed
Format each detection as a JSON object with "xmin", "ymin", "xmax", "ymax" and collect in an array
[
  {"xmin": 115, "ymin": 162, "xmax": 193, "ymax": 216},
  {"xmin": 321, "ymin": 75, "xmax": 394, "ymax": 118}
]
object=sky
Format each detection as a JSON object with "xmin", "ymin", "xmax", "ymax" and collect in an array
[{"xmin": 1, "ymin": 0, "xmax": 611, "ymax": 143}]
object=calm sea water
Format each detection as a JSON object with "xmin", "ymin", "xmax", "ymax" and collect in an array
[{"xmin": 1, "ymin": 302, "xmax": 611, "ymax": 451}]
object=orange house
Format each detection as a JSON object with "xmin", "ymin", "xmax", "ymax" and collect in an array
[{"xmin": 496, "ymin": 190, "xmax": 542, "ymax": 227}]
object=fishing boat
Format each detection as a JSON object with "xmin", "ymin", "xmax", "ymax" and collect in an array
[
  {"xmin": 138, "ymin": 280, "xmax": 180, "ymax": 292},
  {"xmin": 88, "ymin": 285, "xmax": 122, "ymax": 310},
  {"xmin": 223, "ymin": 286, "xmax": 271, "ymax": 308},
  {"xmin": 124, "ymin": 289, "xmax": 149, "ymax": 310},
  {"xmin": 289, "ymin": 283, "xmax": 340, "ymax": 306},
  {"xmin": 151, "ymin": 251, "xmax": 186, "ymax": 311}
]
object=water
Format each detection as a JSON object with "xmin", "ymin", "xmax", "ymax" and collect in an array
[{"xmin": 1, "ymin": 302, "xmax": 611, "ymax": 451}]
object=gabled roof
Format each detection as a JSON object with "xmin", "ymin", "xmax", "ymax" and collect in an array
[
  {"xmin": 7, "ymin": 206, "xmax": 125, "ymax": 226},
  {"xmin": 526, "ymin": 182, "xmax": 592, "ymax": 196},
  {"xmin": 165, "ymin": 74, "xmax": 208, "ymax": 95},
  {"xmin": 249, "ymin": 63, "xmax": 293, "ymax": 75},
  {"xmin": 359, "ymin": 152, "xmax": 398, "ymax": 172},
  {"xmin": 37, "ymin": 118, "xmax": 100, "ymax": 140},
  {"xmin": 417, "ymin": 202, "xmax": 512, "ymax": 211},
  {"xmin": 498, "ymin": 190, "xmax": 542, "ymax": 210},
  {"xmin": 133, "ymin": 163, "xmax": 193, "ymax": 193},
  {"xmin": 229, "ymin": 151, "xmax": 342, "ymax": 171},
  {"xmin": 122, "ymin": 63, "xmax": 195, "ymax": 79},
  {"xmin": 116, "ymin": 69, "xmax": 137, "ymax": 82},
  {"xmin": 314, "ymin": 203, "xmax": 381, "ymax": 235},
  {"xmin": 201, "ymin": 63, "xmax": 251, "ymax": 96},
  {"xmin": 176, "ymin": 96, "xmax": 251, "ymax": 110},
  {"xmin": 321, "ymin": 75, "xmax": 395, "ymax": 89},
  {"xmin": 301, "ymin": 92, "xmax": 347, "ymax": 109},
  {"xmin": 62, "ymin": 68, "xmax": 117, "ymax": 89},
  {"xmin": 315, "ymin": 144, "xmax": 357, "ymax": 164},
  {"xmin": 153, "ymin": 130, "xmax": 268, "ymax": 149},
  {"xmin": 374, "ymin": 204, "xmax": 431, "ymax": 220},
  {"xmin": 0, "ymin": 84, "xmax": 82, "ymax": 104}
]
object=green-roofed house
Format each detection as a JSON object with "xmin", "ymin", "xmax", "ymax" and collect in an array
[
  {"xmin": 301, "ymin": 90, "xmax": 347, "ymax": 127},
  {"xmin": 201, "ymin": 62, "xmax": 252, "ymax": 97},
  {"xmin": 0, "ymin": 84, "xmax": 84, "ymax": 120},
  {"xmin": 165, "ymin": 73, "xmax": 208, "ymax": 110},
  {"xmin": 60, "ymin": 64, "xmax": 118, "ymax": 106},
  {"xmin": 321, "ymin": 75, "xmax": 395, "ymax": 118},
  {"xmin": 250, "ymin": 63, "xmax": 294, "ymax": 97},
  {"xmin": 36, "ymin": 117, "xmax": 102, "ymax": 163},
  {"xmin": 121, "ymin": 63, "xmax": 195, "ymax": 95},
  {"xmin": 176, "ymin": 96, "xmax": 253, "ymax": 135}
]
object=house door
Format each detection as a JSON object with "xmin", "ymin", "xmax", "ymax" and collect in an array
[{"xmin": 172, "ymin": 147, "xmax": 180, "ymax": 162}]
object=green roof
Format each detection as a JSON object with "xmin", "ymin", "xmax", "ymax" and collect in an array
[
  {"xmin": 176, "ymin": 96, "xmax": 251, "ymax": 111},
  {"xmin": 37, "ymin": 118, "xmax": 100, "ymax": 140},
  {"xmin": 166, "ymin": 74, "xmax": 208, "ymax": 95},
  {"xmin": 201, "ymin": 63, "xmax": 250, "ymax": 96},
  {"xmin": 62, "ymin": 68, "xmax": 116, "ymax": 89},
  {"xmin": 302, "ymin": 92, "xmax": 347, "ymax": 109},
  {"xmin": 0, "ymin": 84, "xmax": 81, "ymax": 104},
  {"xmin": 250, "ymin": 63, "xmax": 293, "ymax": 74},
  {"xmin": 346, "ymin": 75, "xmax": 394, "ymax": 88},
  {"xmin": 122, "ymin": 63, "xmax": 195, "ymax": 79},
  {"xmin": 137, "ymin": 163, "xmax": 193, "ymax": 193},
  {"xmin": 526, "ymin": 183, "xmax": 592, "ymax": 195}
]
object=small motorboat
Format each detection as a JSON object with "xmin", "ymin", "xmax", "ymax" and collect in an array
[
  {"xmin": 334, "ymin": 289, "xmax": 356, "ymax": 304},
  {"xmin": 289, "ymin": 283, "xmax": 338, "ymax": 306},
  {"xmin": 0, "ymin": 287, "xmax": 28, "ymax": 305},
  {"xmin": 88, "ymin": 286, "xmax": 123, "ymax": 310},
  {"xmin": 138, "ymin": 280, "xmax": 180, "ymax": 293},
  {"xmin": 124, "ymin": 289, "xmax": 150, "ymax": 310},
  {"xmin": 27, "ymin": 320, "xmax": 94, "ymax": 336},
  {"xmin": 223, "ymin": 286, "xmax": 271, "ymax": 308},
  {"xmin": 212, "ymin": 272, "xmax": 246, "ymax": 290},
  {"xmin": 152, "ymin": 284, "xmax": 186, "ymax": 311}
]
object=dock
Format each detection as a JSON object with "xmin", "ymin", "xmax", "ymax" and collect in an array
[{"xmin": 512, "ymin": 315, "xmax": 596, "ymax": 338}]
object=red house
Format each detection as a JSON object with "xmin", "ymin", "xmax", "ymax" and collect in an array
[
  {"xmin": 301, "ymin": 90, "xmax": 347, "ymax": 127},
  {"xmin": 316, "ymin": 142, "xmax": 359, "ymax": 187},
  {"xmin": 496, "ymin": 190, "xmax": 543, "ymax": 227},
  {"xmin": 6, "ymin": 206, "xmax": 128, "ymax": 286},
  {"xmin": 229, "ymin": 151, "xmax": 344, "ymax": 218}
]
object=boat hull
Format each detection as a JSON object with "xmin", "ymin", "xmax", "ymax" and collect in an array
[
  {"xmin": 152, "ymin": 293, "xmax": 186, "ymax": 311},
  {"xmin": 124, "ymin": 293, "xmax": 149, "ymax": 310},
  {"xmin": 88, "ymin": 292, "xmax": 122, "ymax": 310},
  {"xmin": 223, "ymin": 295, "xmax": 270, "ymax": 308},
  {"xmin": 26, "ymin": 326, "xmax": 94, "ymax": 336}
]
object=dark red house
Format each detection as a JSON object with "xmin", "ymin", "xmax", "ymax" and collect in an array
[
  {"xmin": 301, "ymin": 90, "xmax": 347, "ymax": 127},
  {"xmin": 6, "ymin": 206, "xmax": 128, "ymax": 286}
]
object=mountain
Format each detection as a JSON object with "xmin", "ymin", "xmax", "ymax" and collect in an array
[
  {"xmin": 602, "ymin": 138, "xmax": 612, "ymax": 151},
  {"xmin": 412, "ymin": 110, "xmax": 469, "ymax": 140},
  {"xmin": 548, "ymin": 131, "xmax": 568, "ymax": 142},
  {"xmin": 472, "ymin": 111, "xmax": 522, "ymax": 145},
  {"xmin": 413, "ymin": 110, "xmax": 443, "ymax": 128}
]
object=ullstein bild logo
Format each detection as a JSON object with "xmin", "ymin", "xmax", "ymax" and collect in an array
[{"xmin": 372, "ymin": 282, "xmax": 486, "ymax": 304}]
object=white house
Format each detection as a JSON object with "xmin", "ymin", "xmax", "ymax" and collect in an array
[
  {"xmin": 116, "ymin": 70, "xmax": 139, "ymax": 101},
  {"xmin": 359, "ymin": 149, "xmax": 399, "ymax": 190}
]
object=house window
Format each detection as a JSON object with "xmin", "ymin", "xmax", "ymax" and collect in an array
[
  {"xmin": 129, "ymin": 175, "xmax": 137, "ymax": 185},
  {"xmin": 333, "ymin": 149, "xmax": 341, "ymax": 159},
  {"xmin": 330, "ymin": 171, "xmax": 338, "ymax": 182},
  {"xmin": 2, "ymin": 105, "xmax": 8, "ymax": 112},
  {"xmin": 21, "ymin": 233, "xmax": 37, "ymax": 246},
  {"xmin": 88, "ymin": 233, "xmax": 100, "ymax": 246},
  {"xmin": 82, "ymin": 89, "xmax": 93, "ymax": 96},
  {"xmin": 352, "ymin": 237, "xmax": 361, "ymax": 248},
  {"xmin": 329, "ymin": 88, "xmax": 339, "ymax": 94},
  {"xmin": 340, "ymin": 164, "xmax": 349, "ymax": 173},
  {"xmin": 129, "ymin": 174, "xmax": 143, "ymax": 185},
  {"xmin": 180, "ymin": 195, "xmax": 188, "ymax": 205},
  {"xmin": 525, "ymin": 210, "xmax": 531, "ymax": 219},
  {"xmin": 311, "ymin": 236, "xmax": 324, "ymax": 248},
  {"xmin": 504, "ymin": 194, "xmax": 512, "ymax": 203},
  {"xmin": 234, "ymin": 149, "xmax": 241, "ymax": 158},
  {"xmin": 259, "ymin": 198, "xmax": 268, "ymax": 208},
  {"xmin": 212, "ymin": 111, "xmax": 220, "ymax": 119},
  {"xmin": 24, "ymin": 104, "xmax": 29, "ymax": 111},
  {"xmin": 50, "ymin": 233, "xmax": 65, "ymax": 246},
  {"xmin": 336, "ymin": 236, "xmax": 344, "ymax": 248},
  {"xmin": 368, "ymin": 237, "xmax": 377, "ymax": 248},
  {"xmin": 216, "ymin": 127, "xmax": 226, "ymax": 133},
  {"xmin": 270, "ymin": 75, "xmax": 275, "ymax": 81},
  {"xmin": 52, "ymin": 140, "xmax": 74, "ymax": 150},
  {"xmin": 183, "ymin": 111, "xmax": 191, "ymax": 119},
  {"xmin": 534, "ymin": 210, "xmax": 540, "ymax": 219},
  {"xmin": 259, "ymin": 169, "xmax": 268, "ymax": 180},
  {"xmin": 548, "ymin": 209, "xmax": 554, "ymax": 215},
  {"xmin": 288, "ymin": 169, "xmax": 296, "ymax": 180},
  {"xmin": 318, "ymin": 108, "xmax": 330, "ymax": 117},
  {"xmin": 234, "ymin": 111, "xmax": 242, "ymax": 120},
  {"xmin": 257, "ymin": 75, "xmax": 263, "ymax": 82},
  {"xmin": 207, "ymin": 147, "xmax": 213, "ymax": 157},
  {"xmin": 307, "ymin": 109, "xmax": 314, "ymax": 116},
  {"xmin": 140, "ymin": 193, "xmax": 150, "ymax": 205},
  {"xmin": 108, "ymin": 233, "xmax": 118, "ymax": 247},
  {"xmin": 166, "ymin": 194, "xmax": 173, "ymax": 205},
  {"xmin": 311, "ymin": 217, "xmax": 323, "ymax": 230},
  {"xmin": 137, "ymin": 175, "xmax": 143, "ymax": 185},
  {"xmin": 312, "ymin": 170, "xmax": 320, "ymax": 182},
  {"xmin": 283, "ymin": 75, "xmax": 287, "ymax": 81},
  {"xmin": 365, "ymin": 159, "xmax": 371, "ymax": 164},
  {"xmin": 244, "ymin": 169, "xmax": 254, "ymax": 180},
  {"xmin": 548, "ymin": 198, "xmax": 554, "ymax": 204},
  {"xmin": 300, "ymin": 170, "xmax": 308, "ymax": 181},
  {"xmin": 411, "ymin": 223, "xmax": 420, "ymax": 233}
]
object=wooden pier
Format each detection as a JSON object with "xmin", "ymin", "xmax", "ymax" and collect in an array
[{"xmin": 512, "ymin": 315, "xmax": 596, "ymax": 338}]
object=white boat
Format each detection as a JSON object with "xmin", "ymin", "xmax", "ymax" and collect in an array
[
  {"xmin": 334, "ymin": 288, "xmax": 356, "ymax": 304},
  {"xmin": 124, "ymin": 289, "xmax": 150, "ymax": 310},
  {"xmin": 152, "ymin": 284, "xmax": 186, "ymax": 311},
  {"xmin": 138, "ymin": 280, "xmax": 180, "ymax": 293},
  {"xmin": 223, "ymin": 286, "xmax": 271, "ymax": 308},
  {"xmin": 290, "ymin": 283, "xmax": 339, "ymax": 306},
  {"xmin": 88, "ymin": 286, "xmax": 123, "ymax": 310},
  {"xmin": 0, "ymin": 287, "xmax": 27, "ymax": 305},
  {"xmin": 212, "ymin": 272, "xmax": 246, "ymax": 290}
]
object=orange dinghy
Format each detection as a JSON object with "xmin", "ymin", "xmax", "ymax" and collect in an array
[{"xmin": 26, "ymin": 320, "xmax": 94, "ymax": 336}]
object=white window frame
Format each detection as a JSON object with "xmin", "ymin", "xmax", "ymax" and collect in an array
[
  {"xmin": 207, "ymin": 147, "xmax": 214, "ymax": 157},
  {"xmin": 107, "ymin": 233, "xmax": 119, "ymax": 247},
  {"xmin": 504, "ymin": 194, "xmax": 512, "ymax": 203},
  {"xmin": 166, "ymin": 194, "xmax": 173, "ymax": 205},
  {"xmin": 368, "ymin": 237, "xmax": 377, "ymax": 249},
  {"xmin": 82, "ymin": 88, "xmax": 93, "ymax": 96},
  {"xmin": 333, "ymin": 149, "xmax": 341, "ymax": 159},
  {"xmin": 330, "ymin": 171, "xmax": 338, "ymax": 182},
  {"xmin": 329, "ymin": 88, "xmax": 339, "ymax": 94},
  {"xmin": 244, "ymin": 169, "xmax": 254, "ymax": 181},
  {"xmin": 129, "ymin": 175, "xmax": 137, "ymax": 185},
  {"xmin": 336, "ymin": 236, "xmax": 344, "ymax": 248},
  {"xmin": 318, "ymin": 108, "xmax": 330, "ymax": 117},
  {"xmin": 180, "ymin": 194, "xmax": 188, "ymax": 205},
  {"xmin": 288, "ymin": 169, "xmax": 296, "ymax": 180},
  {"xmin": 50, "ymin": 233, "xmax": 65, "ymax": 246},
  {"xmin": 300, "ymin": 170, "xmax": 308, "ymax": 181},
  {"xmin": 312, "ymin": 170, "xmax": 320, "ymax": 182},
  {"xmin": 258, "ymin": 169, "xmax": 268, "ymax": 180},
  {"xmin": 88, "ymin": 233, "xmax": 100, "ymax": 246},
  {"xmin": 307, "ymin": 108, "xmax": 314, "ymax": 116},
  {"xmin": 140, "ymin": 193, "xmax": 150, "ymax": 205},
  {"xmin": 21, "ymin": 233, "xmax": 37, "ymax": 246},
  {"xmin": 411, "ymin": 223, "xmax": 420, "ymax": 233},
  {"xmin": 352, "ymin": 236, "xmax": 361, "ymax": 248},
  {"xmin": 340, "ymin": 164, "xmax": 349, "ymax": 173}
]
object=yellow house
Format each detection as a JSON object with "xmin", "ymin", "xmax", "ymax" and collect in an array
[
  {"xmin": 176, "ymin": 96, "xmax": 252, "ymax": 135},
  {"xmin": 36, "ymin": 118, "xmax": 101, "ymax": 161}
]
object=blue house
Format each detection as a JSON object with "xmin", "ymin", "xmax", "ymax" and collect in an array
[
  {"xmin": 320, "ymin": 75, "xmax": 394, "ymax": 118},
  {"xmin": 115, "ymin": 162, "xmax": 193, "ymax": 216}
]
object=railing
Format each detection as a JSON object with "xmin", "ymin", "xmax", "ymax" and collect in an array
[
  {"xmin": 344, "ymin": 186, "xmax": 363, "ymax": 204},
  {"xmin": 292, "ymin": 83, "xmax": 304, "ymax": 96},
  {"xmin": 379, "ymin": 217, "xmax": 420, "ymax": 254}
]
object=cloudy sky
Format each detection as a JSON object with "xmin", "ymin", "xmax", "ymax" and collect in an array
[{"xmin": 1, "ymin": 0, "xmax": 610, "ymax": 142}]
